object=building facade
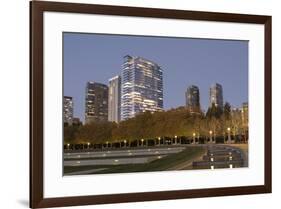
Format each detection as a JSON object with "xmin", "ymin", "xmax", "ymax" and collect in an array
[
  {"xmin": 209, "ymin": 83, "xmax": 223, "ymax": 109},
  {"xmin": 186, "ymin": 85, "xmax": 201, "ymax": 114},
  {"xmin": 85, "ymin": 82, "xmax": 108, "ymax": 124},
  {"xmin": 241, "ymin": 102, "xmax": 248, "ymax": 128},
  {"xmin": 121, "ymin": 55, "xmax": 163, "ymax": 120},
  {"xmin": 108, "ymin": 75, "xmax": 121, "ymax": 123},
  {"xmin": 63, "ymin": 96, "xmax": 73, "ymax": 125}
]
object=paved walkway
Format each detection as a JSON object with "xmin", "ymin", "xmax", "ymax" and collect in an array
[
  {"xmin": 192, "ymin": 144, "xmax": 247, "ymax": 169},
  {"xmin": 64, "ymin": 147, "xmax": 185, "ymax": 160},
  {"xmin": 227, "ymin": 144, "xmax": 248, "ymax": 167}
]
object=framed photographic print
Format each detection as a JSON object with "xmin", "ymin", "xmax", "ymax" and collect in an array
[{"xmin": 30, "ymin": 0, "xmax": 272, "ymax": 208}]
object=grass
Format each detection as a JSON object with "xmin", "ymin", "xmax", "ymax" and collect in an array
[
  {"xmin": 64, "ymin": 165, "xmax": 116, "ymax": 174},
  {"xmin": 64, "ymin": 146, "xmax": 205, "ymax": 175}
]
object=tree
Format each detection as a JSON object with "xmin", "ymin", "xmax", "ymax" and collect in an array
[
  {"xmin": 223, "ymin": 102, "xmax": 232, "ymax": 120},
  {"xmin": 64, "ymin": 125, "xmax": 79, "ymax": 144},
  {"xmin": 64, "ymin": 104, "xmax": 239, "ymax": 145},
  {"xmin": 207, "ymin": 116, "xmax": 221, "ymax": 141},
  {"xmin": 231, "ymin": 109, "xmax": 243, "ymax": 141},
  {"xmin": 206, "ymin": 103, "xmax": 223, "ymax": 119}
]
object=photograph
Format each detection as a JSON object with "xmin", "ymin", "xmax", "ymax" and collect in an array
[
  {"xmin": 29, "ymin": 2, "xmax": 272, "ymax": 207},
  {"xmin": 63, "ymin": 32, "xmax": 249, "ymax": 176}
]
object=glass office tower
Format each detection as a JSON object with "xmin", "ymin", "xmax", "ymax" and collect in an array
[
  {"xmin": 186, "ymin": 85, "xmax": 201, "ymax": 114},
  {"xmin": 121, "ymin": 55, "xmax": 163, "ymax": 120},
  {"xmin": 85, "ymin": 82, "xmax": 108, "ymax": 124},
  {"xmin": 209, "ymin": 83, "xmax": 223, "ymax": 109}
]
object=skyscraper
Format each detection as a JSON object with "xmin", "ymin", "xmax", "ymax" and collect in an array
[
  {"xmin": 85, "ymin": 82, "xmax": 108, "ymax": 124},
  {"xmin": 108, "ymin": 75, "xmax": 121, "ymax": 123},
  {"xmin": 209, "ymin": 83, "xmax": 223, "ymax": 109},
  {"xmin": 63, "ymin": 96, "xmax": 73, "ymax": 125},
  {"xmin": 121, "ymin": 55, "xmax": 163, "ymax": 120},
  {"xmin": 186, "ymin": 85, "xmax": 200, "ymax": 114}
]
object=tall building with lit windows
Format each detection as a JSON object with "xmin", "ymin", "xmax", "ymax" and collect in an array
[
  {"xmin": 108, "ymin": 75, "xmax": 121, "ymax": 123},
  {"xmin": 63, "ymin": 96, "xmax": 73, "ymax": 125},
  {"xmin": 185, "ymin": 85, "xmax": 201, "ymax": 114},
  {"xmin": 121, "ymin": 55, "xmax": 163, "ymax": 120},
  {"xmin": 209, "ymin": 83, "xmax": 223, "ymax": 109},
  {"xmin": 85, "ymin": 82, "xmax": 108, "ymax": 124}
]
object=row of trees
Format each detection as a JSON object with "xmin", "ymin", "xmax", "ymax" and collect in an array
[{"xmin": 64, "ymin": 103, "xmax": 248, "ymax": 145}]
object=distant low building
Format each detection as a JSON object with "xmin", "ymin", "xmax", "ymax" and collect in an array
[
  {"xmin": 241, "ymin": 102, "xmax": 248, "ymax": 128},
  {"xmin": 63, "ymin": 96, "xmax": 73, "ymax": 125}
]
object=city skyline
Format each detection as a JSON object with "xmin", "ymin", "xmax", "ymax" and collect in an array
[
  {"xmin": 64, "ymin": 33, "xmax": 248, "ymax": 122},
  {"xmin": 64, "ymin": 80, "xmax": 246, "ymax": 123}
]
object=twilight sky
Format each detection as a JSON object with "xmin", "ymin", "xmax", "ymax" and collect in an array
[{"xmin": 63, "ymin": 32, "xmax": 248, "ymax": 122}]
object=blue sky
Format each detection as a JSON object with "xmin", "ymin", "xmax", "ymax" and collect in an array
[{"xmin": 63, "ymin": 33, "xmax": 248, "ymax": 122}]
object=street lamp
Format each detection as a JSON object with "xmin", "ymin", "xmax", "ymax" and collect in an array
[
  {"xmin": 193, "ymin": 132, "xmax": 196, "ymax": 144},
  {"xmin": 158, "ymin": 137, "xmax": 161, "ymax": 146},
  {"xmin": 124, "ymin": 140, "xmax": 127, "ymax": 147},
  {"xmin": 209, "ymin": 130, "xmax": 213, "ymax": 143},
  {"xmin": 174, "ymin": 135, "xmax": 177, "ymax": 145},
  {"xmin": 106, "ymin": 141, "xmax": 109, "ymax": 148},
  {"xmin": 141, "ymin": 138, "xmax": 144, "ymax": 147},
  {"xmin": 227, "ymin": 127, "xmax": 231, "ymax": 143},
  {"xmin": 87, "ymin": 142, "xmax": 90, "ymax": 149},
  {"xmin": 67, "ymin": 143, "xmax": 70, "ymax": 150}
]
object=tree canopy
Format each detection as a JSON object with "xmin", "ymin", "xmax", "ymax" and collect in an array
[{"xmin": 64, "ymin": 103, "xmax": 246, "ymax": 144}]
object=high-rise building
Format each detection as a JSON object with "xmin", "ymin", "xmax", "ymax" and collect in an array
[
  {"xmin": 85, "ymin": 82, "xmax": 108, "ymax": 124},
  {"xmin": 63, "ymin": 96, "xmax": 73, "ymax": 125},
  {"xmin": 121, "ymin": 55, "xmax": 163, "ymax": 120},
  {"xmin": 209, "ymin": 83, "xmax": 223, "ymax": 109},
  {"xmin": 108, "ymin": 75, "xmax": 121, "ymax": 123},
  {"xmin": 186, "ymin": 85, "xmax": 200, "ymax": 114}
]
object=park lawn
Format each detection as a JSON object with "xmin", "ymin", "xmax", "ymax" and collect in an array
[{"xmin": 64, "ymin": 165, "xmax": 117, "ymax": 174}]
